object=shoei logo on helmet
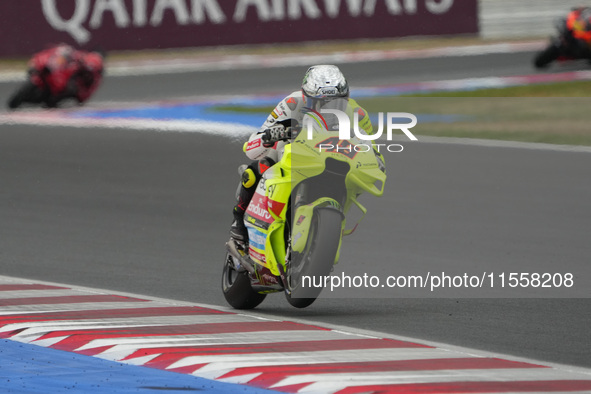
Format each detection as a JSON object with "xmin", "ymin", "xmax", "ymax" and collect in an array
[{"xmin": 320, "ymin": 88, "xmax": 337, "ymax": 96}]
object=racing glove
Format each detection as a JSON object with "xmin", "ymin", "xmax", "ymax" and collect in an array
[{"xmin": 262, "ymin": 125, "xmax": 291, "ymax": 147}]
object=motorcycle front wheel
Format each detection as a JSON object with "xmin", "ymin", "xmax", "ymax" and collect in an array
[
  {"xmin": 7, "ymin": 81, "xmax": 42, "ymax": 109},
  {"xmin": 221, "ymin": 252, "xmax": 266, "ymax": 309},
  {"xmin": 533, "ymin": 44, "xmax": 561, "ymax": 69},
  {"xmin": 285, "ymin": 207, "xmax": 343, "ymax": 308}
]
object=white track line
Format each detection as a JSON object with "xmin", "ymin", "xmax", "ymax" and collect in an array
[{"xmin": 0, "ymin": 41, "xmax": 545, "ymax": 82}]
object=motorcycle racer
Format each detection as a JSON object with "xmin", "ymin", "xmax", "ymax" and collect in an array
[
  {"xmin": 230, "ymin": 64, "xmax": 381, "ymax": 241},
  {"xmin": 566, "ymin": 6, "xmax": 591, "ymax": 57},
  {"xmin": 45, "ymin": 45, "xmax": 104, "ymax": 107},
  {"xmin": 72, "ymin": 50, "xmax": 104, "ymax": 104},
  {"xmin": 17, "ymin": 43, "xmax": 104, "ymax": 108}
]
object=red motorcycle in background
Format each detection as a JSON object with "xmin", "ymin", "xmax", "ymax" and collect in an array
[
  {"xmin": 7, "ymin": 44, "xmax": 104, "ymax": 109},
  {"xmin": 534, "ymin": 7, "xmax": 591, "ymax": 69}
]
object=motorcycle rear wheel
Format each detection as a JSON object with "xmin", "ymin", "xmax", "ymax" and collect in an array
[
  {"xmin": 221, "ymin": 252, "xmax": 266, "ymax": 309},
  {"xmin": 285, "ymin": 208, "xmax": 343, "ymax": 308}
]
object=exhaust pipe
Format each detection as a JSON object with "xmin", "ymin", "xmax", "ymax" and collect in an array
[{"xmin": 226, "ymin": 241, "xmax": 257, "ymax": 275}]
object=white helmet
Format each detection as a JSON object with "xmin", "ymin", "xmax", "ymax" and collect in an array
[{"xmin": 301, "ymin": 65, "xmax": 349, "ymax": 111}]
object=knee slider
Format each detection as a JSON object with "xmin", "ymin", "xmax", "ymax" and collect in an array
[{"xmin": 241, "ymin": 168, "xmax": 257, "ymax": 189}]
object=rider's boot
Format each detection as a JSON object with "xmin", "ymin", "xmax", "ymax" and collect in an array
[
  {"xmin": 230, "ymin": 207, "xmax": 248, "ymax": 242},
  {"xmin": 230, "ymin": 164, "xmax": 260, "ymax": 242}
]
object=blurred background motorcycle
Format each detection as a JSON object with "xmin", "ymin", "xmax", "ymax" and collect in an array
[
  {"xmin": 7, "ymin": 43, "xmax": 104, "ymax": 109},
  {"xmin": 534, "ymin": 6, "xmax": 591, "ymax": 69}
]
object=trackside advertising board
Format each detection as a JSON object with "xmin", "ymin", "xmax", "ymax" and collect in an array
[{"xmin": 0, "ymin": 0, "xmax": 478, "ymax": 57}]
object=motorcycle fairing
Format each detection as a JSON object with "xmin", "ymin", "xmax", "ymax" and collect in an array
[
  {"xmin": 291, "ymin": 129, "xmax": 386, "ymax": 226},
  {"xmin": 292, "ymin": 198, "xmax": 341, "ymax": 253},
  {"xmin": 239, "ymin": 126, "xmax": 387, "ymax": 292},
  {"xmin": 244, "ymin": 159, "xmax": 291, "ymax": 277}
]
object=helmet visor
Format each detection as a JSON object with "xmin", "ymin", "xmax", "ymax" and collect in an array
[{"xmin": 308, "ymin": 96, "xmax": 348, "ymax": 112}]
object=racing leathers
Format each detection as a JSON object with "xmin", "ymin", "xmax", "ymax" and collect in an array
[
  {"xmin": 566, "ymin": 7, "xmax": 591, "ymax": 57},
  {"xmin": 30, "ymin": 44, "xmax": 104, "ymax": 107},
  {"xmin": 230, "ymin": 91, "xmax": 381, "ymax": 241}
]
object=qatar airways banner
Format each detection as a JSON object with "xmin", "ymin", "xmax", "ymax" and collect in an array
[{"xmin": 0, "ymin": 0, "xmax": 478, "ymax": 57}]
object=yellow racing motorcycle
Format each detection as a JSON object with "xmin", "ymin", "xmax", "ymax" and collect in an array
[{"xmin": 222, "ymin": 124, "xmax": 386, "ymax": 309}]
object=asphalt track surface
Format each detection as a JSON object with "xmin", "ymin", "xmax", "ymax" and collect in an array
[{"xmin": 1, "ymin": 50, "xmax": 590, "ymax": 371}]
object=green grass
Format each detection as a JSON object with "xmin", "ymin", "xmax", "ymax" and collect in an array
[
  {"xmin": 210, "ymin": 81, "xmax": 591, "ymax": 146},
  {"xmin": 357, "ymin": 95, "xmax": 591, "ymax": 145},
  {"xmin": 404, "ymin": 80, "xmax": 591, "ymax": 98}
]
